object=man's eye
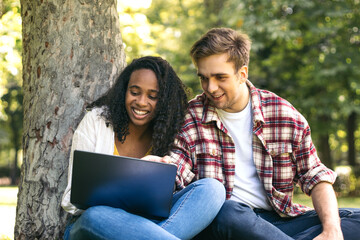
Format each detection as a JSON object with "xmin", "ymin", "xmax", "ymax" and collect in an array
[{"xmin": 199, "ymin": 76, "xmax": 207, "ymax": 81}]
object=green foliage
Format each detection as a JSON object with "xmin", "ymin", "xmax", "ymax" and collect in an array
[
  {"xmin": 0, "ymin": 0, "xmax": 22, "ymax": 167},
  {"xmin": 117, "ymin": 1, "xmax": 158, "ymax": 63},
  {"xmin": 1, "ymin": 85, "xmax": 23, "ymax": 146},
  {"xmin": 333, "ymin": 166, "xmax": 359, "ymax": 196},
  {"xmin": 140, "ymin": 0, "xmax": 359, "ymax": 167},
  {"xmin": 0, "ymin": 0, "xmax": 21, "ymax": 88}
]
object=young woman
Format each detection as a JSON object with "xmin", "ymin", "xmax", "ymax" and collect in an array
[{"xmin": 61, "ymin": 56, "xmax": 225, "ymax": 240}]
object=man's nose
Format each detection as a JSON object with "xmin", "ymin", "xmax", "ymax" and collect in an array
[{"xmin": 207, "ymin": 78, "xmax": 218, "ymax": 93}]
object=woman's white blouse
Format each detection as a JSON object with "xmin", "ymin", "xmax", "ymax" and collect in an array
[{"xmin": 61, "ymin": 108, "xmax": 114, "ymax": 215}]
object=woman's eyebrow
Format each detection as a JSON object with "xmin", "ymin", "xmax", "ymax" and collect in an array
[
  {"xmin": 128, "ymin": 85, "xmax": 158, "ymax": 93},
  {"xmin": 128, "ymin": 85, "xmax": 140, "ymax": 89}
]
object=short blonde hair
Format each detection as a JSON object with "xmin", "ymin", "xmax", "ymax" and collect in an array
[{"xmin": 190, "ymin": 28, "xmax": 252, "ymax": 72}]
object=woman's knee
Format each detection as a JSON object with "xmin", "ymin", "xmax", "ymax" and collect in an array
[
  {"xmin": 79, "ymin": 206, "xmax": 111, "ymax": 226},
  {"xmin": 195, "ymin": 178, "xmax": 226, "ymax": 201}
]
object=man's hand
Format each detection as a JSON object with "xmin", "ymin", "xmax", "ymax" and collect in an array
[
  {"xmin": 313, "ymin": 227, "xmax": 343, "ymax": 240},
  {"xmin": 141, "ymin": 155, "xmax": 172, "ymax": 164}
]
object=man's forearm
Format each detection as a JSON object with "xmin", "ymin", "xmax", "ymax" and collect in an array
[{"xmin": 311, "ymin": 182, "xmax": 343, "ymax": 239}]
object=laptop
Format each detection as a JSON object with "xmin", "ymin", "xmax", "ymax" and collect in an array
[{"xmin": 70, "ymin": 150, "xmax": 177, "ymax": 219}]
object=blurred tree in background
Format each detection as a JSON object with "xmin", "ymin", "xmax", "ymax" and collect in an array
[
  {"xmin": 0, "ymin": 0, "xmax": 22, "ymax": 185},
  {"xmin": 1, "ymin": 0, "xmax": 359, "ymax": 185}
]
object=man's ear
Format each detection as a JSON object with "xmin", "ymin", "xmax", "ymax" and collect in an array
[{"xmin": 238, "ymin": 65, "xmax": 248, "ymax": 83}]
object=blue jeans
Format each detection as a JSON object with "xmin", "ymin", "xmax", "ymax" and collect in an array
[
  {"xmin": 63, "ymin": 178, "xmax": 225, "ymax": 240},
  {"xmin": 194, "ymin": 200, "xmax": 360, "ymax": 240}
]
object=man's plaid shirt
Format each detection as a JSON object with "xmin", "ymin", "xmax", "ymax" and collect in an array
[{"xmin": 170, "ymin": 80, "xmax": 337, "ymax": 217}]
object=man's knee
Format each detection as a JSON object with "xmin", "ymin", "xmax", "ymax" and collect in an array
[{"xmin": 212, "ymin": 200, "xmax": 254, "ymax": 231}]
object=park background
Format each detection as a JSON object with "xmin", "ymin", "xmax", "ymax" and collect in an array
[{"xmin": 0, "ymin": 0, "xmax": 359, "ymax": 239}]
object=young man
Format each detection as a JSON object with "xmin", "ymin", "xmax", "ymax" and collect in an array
[{"xmin": 167, "ymin": 28, "xmax": 360, "ymax": 239}]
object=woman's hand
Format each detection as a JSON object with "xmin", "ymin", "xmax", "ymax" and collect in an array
[{"xmin": 141, "ymin": 155, "xmax": 171, "ymax": 164}]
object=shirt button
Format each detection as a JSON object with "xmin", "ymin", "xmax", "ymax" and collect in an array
[
  {"xmin": 211, "ymin": 149, "xmax": 216, "ymax": 156},
  {"xmin": 270, "ymin": 150, "xmax": 276, "ymax": 156},
  {"xmin": 285, "ymin": 207, "xmax": 291, "ymax": 213}
]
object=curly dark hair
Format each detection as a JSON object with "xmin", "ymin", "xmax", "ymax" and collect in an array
[{"xmin": 87, "ymin": 56, "xmax": 188, "ymax": 156}]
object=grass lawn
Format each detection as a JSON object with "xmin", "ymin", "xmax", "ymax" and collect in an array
[
  {"xmin": 0, "ymin": 187, "xmax": 17, "ymax": 240},
  {"xmin": 293, "ymin": 193, "xmax": 360, "ymax": 208},
  {"xmin": 0, "ymin": 187, "xmax": 359, "ymax": 240}
]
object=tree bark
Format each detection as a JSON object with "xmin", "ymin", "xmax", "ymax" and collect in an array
[
  {"xmin": 10, "ymin": 131, "xmax": 19, "ymax": 185},
  {"xmin": 16, "ymin": 0, "xmax": 125, "ymax": 239}
]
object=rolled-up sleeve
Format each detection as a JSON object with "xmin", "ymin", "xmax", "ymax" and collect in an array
[
  {"xmin": 170, "ymin": 132, "xmax": 195, "ymax": 190},
  {"xmin": 295, "ymin": 124, "xmax": 337, "ymax": 196}
]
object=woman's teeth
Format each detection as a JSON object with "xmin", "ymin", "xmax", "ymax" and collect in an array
[{"xmin": 133, "ymin": 109, "xmax": 148, "ymax": 115}]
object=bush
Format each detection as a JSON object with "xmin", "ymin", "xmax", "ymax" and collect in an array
[{"xmin": 333, "ymin": 166, "xmax": 359, "ymax": 197}]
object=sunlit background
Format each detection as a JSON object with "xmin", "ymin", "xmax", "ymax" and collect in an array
[{"xmin": 1, "ymin": 0, "xmax": 360, "ymax": 239}]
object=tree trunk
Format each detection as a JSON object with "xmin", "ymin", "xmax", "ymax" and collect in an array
[
  {"xmin": 318, "ymin": 133, "xmax": 333, "ymax": 169},
  {"xmin": 16, "ymin": 1, "xmax": 125, "ymax": 239},
  {"xmin": 10, "ymin": 144, "xmax": 18, "ymax": 185},
  {"xmin": 347, "ymin": 111, "xmax": 357, "ymax": 168}
]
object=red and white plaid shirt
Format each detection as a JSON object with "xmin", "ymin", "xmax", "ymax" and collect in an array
[{"xmin": 170, "ymin": 80, "xmax": 337, "ymax": 217}]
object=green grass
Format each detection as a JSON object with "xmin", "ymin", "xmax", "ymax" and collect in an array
[
  {"xmin": 0, "ymin": 187, "xmax": 17, "ymax": 206},
  {"xmin": 0, "ymin": 186, "xmax": 18, "ymax": 240},
  {"xmin": 294, "ymin": 193, "xmax": 360, "ymax": 208}
]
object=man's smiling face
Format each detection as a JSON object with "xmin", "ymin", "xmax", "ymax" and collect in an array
[{"xmin": 197, "ymin": 53, "xmax": 249, "ymax": 113}]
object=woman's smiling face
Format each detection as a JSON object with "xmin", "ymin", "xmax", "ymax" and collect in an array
[{"xmin": 125, "ymin": 69, "xmax": 159, "ymax": 127}]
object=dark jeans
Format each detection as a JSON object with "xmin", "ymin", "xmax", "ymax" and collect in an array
[{"xmin": 194, "ymin": 200, "xmax": 360, "ymax": 240}]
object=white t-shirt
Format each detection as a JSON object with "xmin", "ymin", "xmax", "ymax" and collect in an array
[{"xmin": 216, "ymin": 100, "xmax": 272, "ymax": 210}]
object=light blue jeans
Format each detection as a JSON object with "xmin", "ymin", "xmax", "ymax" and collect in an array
[{"xmin": 64, "ymin": 178, "xmax": 225, "ymax": 240}]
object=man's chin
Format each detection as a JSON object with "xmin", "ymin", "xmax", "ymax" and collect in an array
[{"xmin": 211, "ymin": 102, "xmax": 224, "ymax": 110}]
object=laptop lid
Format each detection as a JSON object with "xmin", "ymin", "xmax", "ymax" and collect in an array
[{"xmin": 70, "ymin": 150, "xmax": 177, "ymax": 219}]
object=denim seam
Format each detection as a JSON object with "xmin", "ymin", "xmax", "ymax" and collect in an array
[{"xmin": 160, "ymin": 182, "xmax": 197, "ymax": 229}]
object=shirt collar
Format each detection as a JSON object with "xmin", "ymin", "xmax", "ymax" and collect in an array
[{"xmin": 247, "ymin": 80, "xmax": 265, "ymax": 125}]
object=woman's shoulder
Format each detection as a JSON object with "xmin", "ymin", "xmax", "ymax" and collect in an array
[
  {"xmin": 75, "ymin": 106, "xmax": 112, "ymax": 137},
  {"xmin": 80, "ymin": 106, "xmax": 108, "ymax": 126},
  {"xmin": 85, "ymin": 106, "xmax": 107, "ymax": 117}
]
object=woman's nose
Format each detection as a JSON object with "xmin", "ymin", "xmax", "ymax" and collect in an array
[{"xmin": 136, "ymin": 94, "xmax": 147, "ymax": 106}]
